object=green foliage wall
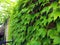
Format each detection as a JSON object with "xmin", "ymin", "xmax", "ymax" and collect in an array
[{"xmin": 8, "ymin": 0, "xmax": 60, "ymax": 45}]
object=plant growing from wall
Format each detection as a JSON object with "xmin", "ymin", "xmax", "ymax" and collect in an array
[{"xmin": 8, "ymin": 0, "xmax": 60, "ymax": 45}]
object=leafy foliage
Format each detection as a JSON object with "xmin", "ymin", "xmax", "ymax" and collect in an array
[{"xmin": 8, "ymin": 0, "xmax": 60, "ymax": 45}]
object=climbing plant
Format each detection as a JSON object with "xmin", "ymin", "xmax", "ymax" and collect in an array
[{"xmin": 8, "ymin": 0, "xmax": 60, "ymax": 45}]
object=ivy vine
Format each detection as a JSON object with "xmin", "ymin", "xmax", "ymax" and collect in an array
[{"xmin": 8, "ymin": 0, "xmax": 60, "ymax": 45}]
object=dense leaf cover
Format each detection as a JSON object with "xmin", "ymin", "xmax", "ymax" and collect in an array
[{"xmin": 8, "ymin": 0, "xmax": 60, "ymax": 45}]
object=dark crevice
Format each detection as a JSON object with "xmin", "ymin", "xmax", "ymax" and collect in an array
[
  {"xmin": 29, "ymin": 19, "xmax": 36, "ymax": 26},
  {"xmin": 49, "ymin": 0, "xmax": 59, "ymax": 3},
  {"xmin": 21, "ymin": 39, "xmax": 27, "ymax": 45},
  {"xmin": 48, "ymin": 8, "xmax": 53, "ymax": 14},
  {"xmin": 32, "ymin": 0, "xmax": 38, "ymax": 3},
  {"xmin": 29, "ymin": 2, "xmax": 42, "ymax": 14},
  {"xmin": 46, "ymin": 21, "xmax": 56, "ymax": 29}
]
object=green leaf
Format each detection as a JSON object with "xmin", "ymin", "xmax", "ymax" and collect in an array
[
  {"xmin": 49, "ymin": 3, "xmax": 60, "ymax": 20},
  {"xmin": 57, "ymin": 22, "xmax": 60, "ymax": 32},
  {"xmin": 53, "ymin": 37, "xmax": 60, "ymax": 44},
  {"xmin": 50, "ymin": 2, "xmax": 58, "ymax": 10},
  {"xmin": 41, "ymin": 6, "xmax": 51, "ymax": 14},
  {"xmin": 47, "ymin": 30, "xmax": 58, "ymax": 39},
  {"xmin": 20, "ymin": 8, "xmax": 28, "ymax": 13},
  {"xmin": 39, "ymin": 28, "xmax": 46, "ymax": 38},
  {"xmin": 27, "ymin": 40, "xmax": 41, "ymax": 45},
  {"xmin": 54, "ymin": 11, "xmax": 60, "ymax": 20},
  {"xmin": 43, "ymin": 38, "xmax": 50, "ymax": 45}
]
